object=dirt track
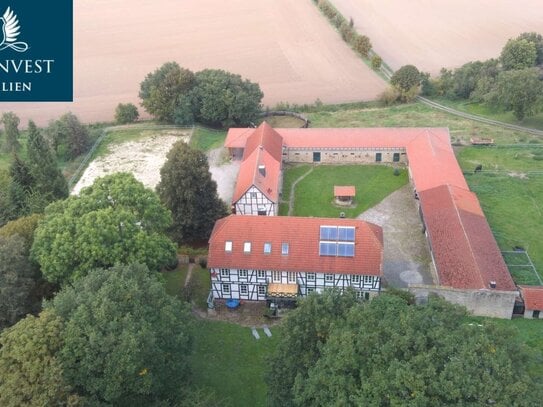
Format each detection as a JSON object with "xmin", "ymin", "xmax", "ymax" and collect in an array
[
  {"xmin": 331, "ymin": 0, "xmax": 543, "ymax": 74},
  {"xmin": 0, "ymin": 0, "xmax": 386, "ymax": 126}
]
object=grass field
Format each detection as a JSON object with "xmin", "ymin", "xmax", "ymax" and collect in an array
[
  {"xmin": 190, "ymin": 127, "xmax": 227, "ymax": 151},
  {"xmin": 190, "ymin": 320, "xmax": 279, "ymax": 407},
  {"xmin": 280, "ymin": 164, "xmax": 407, "ymax": 217}
]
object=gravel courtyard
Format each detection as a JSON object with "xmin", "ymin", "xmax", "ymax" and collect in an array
[{"xmin": 358, "ymin": 184, "xmax": 436, "ymax": 288}]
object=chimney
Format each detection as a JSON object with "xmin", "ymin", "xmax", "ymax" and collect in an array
[
  {"xmin": 489, "ymin": 281, "xmax": 497, "ymax": 289},
  {"xmin": 258, "ymin": 165, "xmax": 266, "ymax": 176}
]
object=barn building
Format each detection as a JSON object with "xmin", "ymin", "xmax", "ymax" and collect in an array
[
  {"xmin": 215, "ymin": 122, "xmax": 518, "ymax": 318},
  {"xmin": 518, "ymin": 285, "xmax": 543, "ymax": 319},
  {"xmin": 208, "ymin": 215, "xmax": 383, "ymax": 302}
]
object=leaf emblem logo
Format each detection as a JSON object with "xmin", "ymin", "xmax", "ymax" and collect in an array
[{"xmin": 0, "ymin": 7, "xmax": 29, "ymax": 52}]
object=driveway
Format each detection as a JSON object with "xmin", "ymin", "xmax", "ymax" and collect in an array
[{"xmin": 207, "ymin": 147, "xmax": 241, "ymax": 205}]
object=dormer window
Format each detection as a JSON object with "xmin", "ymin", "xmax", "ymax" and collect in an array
[
  {"xmin": 225, "ymin": 241, "xmax": 232, "ymax": 252},
  {"xmin": 244, "ymin": 242, "xmax": 251, "ymax": 253}
]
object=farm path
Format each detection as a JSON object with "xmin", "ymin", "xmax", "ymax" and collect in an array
[
  {"xmin": 357, "ymin": 184, "xmax": 435, "ymax": 288},
  {"xmin": 184, "ymin": 263, "xmax": 195, "ymax": 288},
  {"xmin": 207, "ymin": 147, "xmax": 241, "ymax": 205},
  {"xmin": 287, "ymin": 167, "xmax": 314, "ymax": 216}
]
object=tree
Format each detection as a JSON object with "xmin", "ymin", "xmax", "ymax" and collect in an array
[
  {"xmin": 390, "ymin": 65, "xmax": 421, "ymax": 93},
  {"xmin": 517, "ymin": 32, "xmax": 543, "ymax": 65},
  {"xmin": 31, "ymin": 172, "xmax": 177, "ymax": 284},
  {"xmin": 157, "ymin": 141, "xmax": 227, "ymax": 244},
  {"xmin": 500, "ymin": 38, "xmax": 537, "ymax": 70},
  {"xmin": 353, "ymin": 34, "xmax": 372, "ymax": 57},
  {"xmin": 0, "ymin": 235, "xmax": 35, "ymax": 329},
  {"xmin": 488, "ymin": 68, "xmax": 543, "ymax": 120},
  {"xmin": 7, "ymin": 153, "xmax": 34, "ymax": 218},
  {"xmin": 0, "ymin": 213, "xmax": 42, "ymax": 251},
  {"xmin": 26, "ymin": 120, "xmax": 69, "ymax": 206},
  {"xmin": 50, "ymin": 263, "xmax": 193, "ymax": 406},
  {"xmin": 0, "ymin": 169, "xmax": 13, "ymax": 226},
  {"xmin": 139, "ymin": 62, "xmax": 196, "ymax": 123},
  {"xmin": 0, "ymin": 310, "xmax": 81, "ymax": 406},
  {"xmin": 47, "ymin": 113, "xmax": 90, "ymax": 160},
  {"xmin": 266, "ymin": 290, "xmax": 358, "ymax": 407},
  {"xmin": 291, "ymin": 295, "xmax": 541, "ymax": 406},
  {"xmin": 371, "ymin": 54, "xmax": 382, "ymax": 70},
  {"xmin": 115, "ymin": 102, "xmax": 140, "ymax": 124},
  {"xmin": 192, "ymin": 69, "xmax": 263, "ymax": 127},
  {"xmin": 1, "ymin": 112, "xmax": 20, "ymax": 153}
]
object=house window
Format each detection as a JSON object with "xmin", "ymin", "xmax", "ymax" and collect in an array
[
  {"xmin": 281, "ymin": 242, "xmax": 289, "ymax": 255},
  {"xmin": 393, "ymin": 153, "xmax": 400, "ymax": 162},
  {"xmin": 220, "ymin": 268, "xmax": 229, "ymax": 277},
  {"xmin": 257, "ymin": 270, "xmax": 266, "ymax": 278},
  {"xmin": 375, "ymin": 152, "xmax": 382, "ymax": 162},
  {"xmin": 325, "ymin": 274, "xmax": 334, "ymax": 282},
  {"xmin": 307, "ymin": 273, "xmax": 316, "ymax": 282},
  {"xmin": 222, "ymin": 284, "xmax": 230, "ymax": 294},
  {"xmin": 244, "ymin": 242, "xmax": 251, "ymax": 253},
  {"xmin": 288, "ymin": 272, "xmax": 296, "ymax": 283},
  {"xmin": 307, "ymin": 287, "xmax": 315, "ymax": 294},
  {"xmin": 239, "ymin": 269, "xmax": 248, "ymax": 278},
  {"xmin": 240, "ymin": 284, "xmax": 248, "ymax": 295},
  {"xmin": 258, "ymin": 207, "xmax": 267, "ymax": 216},
  {"xmin": 258, "ymin": 285, "xmax": 266, "ymax": 296},
  {"xmin": 272, "ymin": 271, "xmax": 281, "ymax": 282},
  {"xmin": 364, "ymin": 276, "xmax": 373, "ymax": 285},
  {"xmin": 224, "ymin": 241, "xmax": 232, "ymax": 252},
  {"xmin": 351, "ymin": 275, "xmax": 360, "ymax": 284},
  {"xmin": 250, "ymin": 192, "xmax": 257, "ymax": 198},
  {"xmin": 263, "ymin": 242, "xmax": 272, "ymax": 254}
]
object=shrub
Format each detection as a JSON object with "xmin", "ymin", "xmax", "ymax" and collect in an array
[
  {"xmin": 339, "ymin": 21, "xmax": 354, "ymax": 43},
  {"xmin": 379, "ymin": 87, "xmax": 400, "ymax": 106},
  {"xmin": 353, "ymin": 35, "xmax": 372, "ymax": 57},
  {"xmin": 114, "ymin": 103, "xmax": 139, "ymax": 124},
  {"xmin": 371, "ymin": 55, "xmax": 382, "ymax": 69}
]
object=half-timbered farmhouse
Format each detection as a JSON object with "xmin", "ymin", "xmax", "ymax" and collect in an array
[
  {"xmin": 217, "ymin": 122, "xmax": 519, "ymax": 318},
  {"xmin": 208, "ymin": 215, "xmax": 383, "ymax": 302}
]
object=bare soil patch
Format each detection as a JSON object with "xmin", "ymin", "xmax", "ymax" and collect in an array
[
  {"xmin": 331, "ymin": 0, "xmax": 543, "ymax": 74},
  {"xmin": 72, "ymin": 131, "xmax": 190, "ymax": 194},
  {"xmin": 1, "ymin": 0, "xmax": 386, "ymax": 126}
]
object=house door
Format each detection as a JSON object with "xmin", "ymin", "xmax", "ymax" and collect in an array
[
  {"xmin": 313, "ymin": 152, "xmax": 321, "ymax": 162},
  {"xmin": 534, "ymin": 310, "xmax": 540, "ymax": 319}
]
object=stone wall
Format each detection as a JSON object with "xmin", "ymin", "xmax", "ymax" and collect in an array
[
  {"xmin": 409, "ymin": 284, "xmax": 518, "ymax": 319},
  {"xmin": 285, "ymin": 148, "xmax": 407, "ymax": 164}
]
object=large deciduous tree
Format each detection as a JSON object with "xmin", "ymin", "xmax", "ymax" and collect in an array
[
  {"xmin": 47, "ymin": 113, "xmax": 90, "ymax": 160},
  {"xmin": 517, "ymin": 32, "xmax": 543, "ymax": 65},
  {"xmin": 0, "ymin": 310, "xmax": 81, "ymax": 407},
  {"xmin": 391, "ymin": 65, "xmax": 421, "ymax": 93},
  {"xmin": 500, "ymin": 38, "xmax": 537, "ymax": 70},
  {"xmin": 1, "ymin": 112, "xmax": 20, "ymax": 153},
  {"xmin": 139, "ymin": 61, "xmax": 196, "ymax": 123},
  {"xmin": 0, "ymin": 235, "xmax": 35, "ymax": 329},
  {"xmin": 488, "ymin": 68, "xmax": 543, "ymax": 120},
  {"xmin": 266, "ymin": 290, "xmax": 358, "ymax": 407},
  {"xmin": 31, "ymin": 172, "xmax": 177, "ymax": 284},
  {"xmin": 157, "ymin": 141, "xmax": 227, "ymax": 244},
  {"xmin": 50, "ymin": 263, "xmax": 193, "ymax": 406}
]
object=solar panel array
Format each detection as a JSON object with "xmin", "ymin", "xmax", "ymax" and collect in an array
[{"xmin": 319, "ymin": 226, "xmax": 355, "ymax": 257}]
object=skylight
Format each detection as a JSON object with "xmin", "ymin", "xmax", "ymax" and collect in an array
[
  {"xmin": 225, "ymin": 241, "xmax": 232, "ymax": 252},
  {"xmin": 244, "ymin": 242, "xmax": 251, "ymax": 253},
  {"xmin": 281, "ymin": 242, "xmax": 289, "ymax": 255},
  {"xmin": 264, "ymin": 242, "xmax": 272, "ymax": 254}
]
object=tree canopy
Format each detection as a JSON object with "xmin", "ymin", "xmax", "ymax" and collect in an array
[
  {"xmin": 31, "ymin": 172, "xmax": 177, "ymax": 284},
  {"xmin": 500, "ymin": 38, "xmax": 537, "ymax": 71},
  {"xmin": 49, "ymin": 263, "xmax": 193, "ymax": 406},
  {"xmin": 115, "ymin": 102, "xmax": 140, "ymax": 124},
  {"xmin": 1, "ymin": 112, "xmax": 20, "ymax": 153},
  {"xmin": 391, "ymin": 65, "xmax": 421, "ymax": 93},
  {"xmin": 267, "ymin": 292, "xmax": 541, "ymax": 407},
  {"xmin": 157, "ymin": 141, "xmax": 227, "ymax": 244},
  {"xmin": 0, "ymin": 310, "xmax": 81, "ymax": 407},
  {"xmin": 46, "ymin": 113, "xmax": 90, "ymax": 160}
]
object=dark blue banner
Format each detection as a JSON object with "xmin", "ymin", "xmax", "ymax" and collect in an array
[{"xmin": 0, "ymin": 0, "xmax": 73, "ymax": 101}]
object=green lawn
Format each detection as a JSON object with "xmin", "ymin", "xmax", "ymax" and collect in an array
[
  {"xmin": 282, "ymin": 164, "xmax": 407, "ymax": 218},
  {"xmin": 190, "ymin": 127, "xmax": 226, "ymax": 151},
  {"xmin": 190, "ymin": 320, "xmax": 279, "ymax": 407},
  {"xmin": 162, "ymin": 266, "xmax": 189, "ymax": 298}
]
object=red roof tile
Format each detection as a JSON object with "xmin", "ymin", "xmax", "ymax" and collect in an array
[
  {"xmin": 242, "ymin": 122, "xmax": 283, "ymax": 162},
  {"xmin": 334, "ymin": 186, "xmax": 356, "ymax": 197},
  {"xmin": 519, "ymin": 285, "xmax": 543, "ymax": 310},
  {"xmin": 208, "ymin": 215, "xmax": 383, "ymax": 276},
  {"xmin": 418, "ymin": 185, "xmax": 515, "ymax": 291}
]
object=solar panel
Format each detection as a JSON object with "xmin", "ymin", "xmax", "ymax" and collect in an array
[
  {"xmin": 320, "ymin": 226, "xmax": 338, "ymax": 240},
  {"xmin": 338, "ymin": 242, "xmax": 355, "ymax": 257},
  {"xmin": 319, "ymin": 242, "xmax": 337, "ymax": 256},
  {"xmin": 338, "ymin": 227, "xmax": 355, "ymax": 242}
]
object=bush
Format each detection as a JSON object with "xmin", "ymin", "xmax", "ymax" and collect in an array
[
  {"xmin": 339, "ymin": 21, "xmax": 354, "ymax": 43},
  {"xmin": 379, "ymin": 87, "xmax": 400, "ymax": 106},
  {"xmin": 114, "ymin": 103, "xmax": 139, "ymax": 124},
  {"xmin": 371, "ymin": 55, "xmax": 382, "ymax": 69},
  {"xmin": 353, "ymin": 35, "xmax": 372, "ymax": 57}
]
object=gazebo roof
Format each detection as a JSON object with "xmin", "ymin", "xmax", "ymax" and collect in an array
[{"xmin": 334, "ymin": 185, "xmax": 356, "ymax": 197}]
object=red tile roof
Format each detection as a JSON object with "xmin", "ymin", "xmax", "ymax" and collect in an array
[
  {"xmin": 418, "ymin": 185, "xmax": 515, "ymax": 291},
  {"xmin": 519, "ymin": 285, "xmax": 543, "ymax": 310},
  {"xmin": 208, "ymin": 215, "xmax": 383, "ymax": 276},
  {"xmin": 232, "ymin": 146, "xmax": 281, "ymax": 203},
  {"xmin": 334, "ymin": 186, "xmax": 355, "ymax": 197},
  {"xmin": 242, "ymin": 122, "xmax": 283, "ymax": 162}
]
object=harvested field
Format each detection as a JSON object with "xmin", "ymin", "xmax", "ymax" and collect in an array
[
  {"xmin": 0, "ymin": 0, "xmax": 386, "ymax": 126},
  {"xmin": 331, "ymin": 0, "xmax": 543, "ymax": 74}
]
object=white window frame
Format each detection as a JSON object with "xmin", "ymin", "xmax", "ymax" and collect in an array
[
  {"xmin": 325, "ymin": 274, "xmax": 334, "ymax": 282},
  {"xmin": 244, "ymin": 242, "xmax": 251, "ymax": 253},
  {"xmin": 351, "ymin": 275, "xmax": 360, "ymax": 284},
  {"xmin": 288, "ymin": 272, "xmax": 296, "ymax": 283},
  {"xmin": 250, "ymin": 191, "xmax": 258, "ymax": 199},
  {"xmin": 239, "ymin": 269, "xmax": 248, "ymax": 278},
  {"xmin": 220, "ymin": 268, "xmax": 229, "ymax": 277},
  {"xmin": 263, "ymin": 242, "xmax": 272, "ymax": 254},
  {"xmin": 307, "ymin": 272, "xmax": 316, "ymax": 281},
  {"xmin": 222, "ymin": 284, "xmax": 230, "ymax": 294},
  {"xmin": 240, "ymin": 284, "xmax": 248, "ymax": 295},
  {"xmin": 224, "ymin": 241, "xmax": 232, "ymax": 252},
  {"xmin": 272, "ymin": 271, "xmax": 281, "ymax": 282},
  {"xmin": 258, "ymin": 285, "xmax": 266, "ymax": 296},
  {"xmin": 307, "ymin": 287, "xmax": 315, "ymax": 294},
  {"xmin": 363, "ymin": 275, "xmax": 373, "ymax": 285},
  {"xmin": 281, "ymin": 242, "xmax": 289, "ymax": 255},
  {"xmin": 257, "ymin": 270, "xmax": 266, "ymax": 278}
]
